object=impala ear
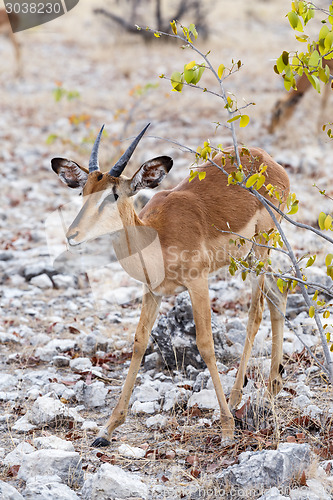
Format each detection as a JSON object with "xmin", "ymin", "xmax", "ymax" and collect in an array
[
  {"xmin": 130, "ymin": 156, "xmax": 173, "ymax": 193},
  {"xmin": 51, "ymin": 158, "xmax": 89, "ymax": 189}
]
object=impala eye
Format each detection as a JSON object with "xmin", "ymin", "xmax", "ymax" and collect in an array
[{"xmin": 97, "ymin": 174, "xmax": 103, "ymax": 181}]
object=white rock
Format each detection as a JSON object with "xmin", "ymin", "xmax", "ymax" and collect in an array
[
  {"xmin": 163, "ymin": 387, "xmax": 189, "ymax": 412},
  {"xmin": 53, "ymin": 274, "xmax": 77, "ymax": 289},
  {"xmin": 81, "ymin": 464, "xmax": 148, "ymax": 500},
  {"xmin": 81, "ymin": 420, "xmax": 99, "ymax": 431},
  {"xmin": 0, "ymin": 373, "xmax": 17, "ymax": 390},
  {"xmin": 118, "ymin": 443, "xmax": 146, "ymax": 459},
  {"xmin": 131, "ymin": 384, "xmax": 160, "ymax": 403},
  {"xmin": 34, "ymin": 339, "xmax": 77, "ymax": 361},
  {"xmin": 304, "ymin": 404, "xmax": 323, "ymax": 419},
  {"xmin": 70, "ymin": 357, "xmax": 92, "ymax": 372},
  {"xmin": 30, "ymin": 274, "xmax": 53, "ymax": 289},
  {"xmin": 74, "ymin": 381, "xmax": 107, "ymax": 408},
  {"xmin": 0, "ymin": 480, "xmax": 24, "ymax": 500},
  {"xmin": 34, "ymin": 435, "xmax": 75, "ymax": 452},
  {"xmin": 131, "ymin": 400, "xmax": 159, "ymax": 414},
  {"xmin": 188, "ymin": 389, "xmax": 219, "ymax": 410},
  {"xmin": 18, "ymin": 449, "xmax": 82, "ymax": 485},
  {"xmin": 12, "ymin": 415, "xmax": 37, "ymax": 433},
  {"xmin": 293, "ymin": 394, "xmax": 312, "ymax": 410},
  {"xmin": 295, "ymin": 382, "xmax": 313, "ymax": 398},
  {"xmin": 146, "ymin": 414, "xmax": 168, "ymax": 429},
  {"xmin": 4, "ymin": 442, "xmax": 35, "ymax": 466},
  {"xmin": 22, "ymin": 394, "xmax": 83, "ymax": 427},
  {"xmin": 257, "ymin": 487, "xmax": 289, "ymax": 499},
  {"xmin": 0, "ymin": 391, "xmax": 19, "ymax": 401},
  {"xmin": 23, "ymin": 475, "xmax": 80, "ymax": 500}
]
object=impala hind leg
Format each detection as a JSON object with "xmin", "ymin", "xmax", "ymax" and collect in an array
[
  {"xmin": 265, "ymin": 275, "xmax": 287, "ymax": 396},
  {"xmin": 229, "ymin": 275, "xmax": 265, "ymax": 410},
  {"xmin": 92, "ymin": 288, "xmax": 161, "ymax": 447},
  {"xmin": 188, "ymin": 278, "xmax": 235, "ymax": 440}
]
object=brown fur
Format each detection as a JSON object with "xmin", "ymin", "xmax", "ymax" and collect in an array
[{"xmin": 53, "ymin": 146, "xmax": 290, "ymax": 445}]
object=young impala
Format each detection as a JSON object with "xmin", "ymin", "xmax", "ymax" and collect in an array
[
  {"xmin": 51, "ymin": 124, "xmax": 290, "ymax": 446},
  {"xmin": 0, "ymin": 9, "xmax": 21, "ymax": 77}
]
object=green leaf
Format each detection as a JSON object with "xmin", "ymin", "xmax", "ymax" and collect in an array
[
  {"xmin": 276, "ymin": 54, "xmax": 287, "ymax": 73},
  {"xmin": 246, "ymin": 174, "xmax": 259, "ymax": 188},
  {"xmin": 227, "ymin": 114, "xmax": 241, "ymax": 123},
  {"xmin": 188, "ymin": 24, "xmax": 198, "ymax": 39},
  {"xmin": 324, "ymin": 214, "xmax": 333, "ymax": 230},
  {"xmin": 319, "ymin": 25, "xmax": 330, "ymax": 41},
  {"xmin": 325, "ymin": 254, "xmax": 333, "ymax": 267},
  {"xmin": 189, "ymin": 170, "xmax": 198, "ymax": 182},
  {"xmin": 282, "ymin": 51, "xmax": 289, "ymax": 66},
  {"xmin": 309, "ymin": 306, "xmax": 315, "ymax": 318},
  {"xmin": 288, "ymin": 11, "xmax": 303, "ymax": 31},
  {"xmin": 170, "ymin": 71, "xmax": 184, "ymax": 92},
  {"xmin": 325, "ymin": 31, "xmax": 333, "ymax": 50},
  {"xmin": 319, "ymin": 212, "xmax": 327, "ymax": 230},
  {"xmin": 239, "ymin": 115, "xmax": 250, "ymax": 128},
  {"xmin": 306, "ymin": 255, "xmax": 316, "ymax": 268},
  {"xmin": 295, "ymin": 35, "xmax": 309, "ymax": 42},
  {"xmin": 307, "ymin": 74, "xmax": 321, "ymax": 93},
  {"xmin": 276, "ymin": 278, "xmax": 286, "ymax": 294},
  {"xmin": 308, "ymin": 49, "xmax": 320, "ymax": 69},
  {"xmin": 256, "ymin": 175, "xmax": 265, "ymax": 190}
]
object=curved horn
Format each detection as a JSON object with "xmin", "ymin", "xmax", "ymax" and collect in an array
[
  {"xmin": 109, "ymin": 123, "xmax": 150, "ymax": 177},
  {"xmin": 89, "ymin": 124, "xmax": 105, "ymax": 173}
]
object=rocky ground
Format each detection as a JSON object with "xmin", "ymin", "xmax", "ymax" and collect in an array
[{"xmin": 0, "ymin": 0, "xmax": 333, "ymax": 499}]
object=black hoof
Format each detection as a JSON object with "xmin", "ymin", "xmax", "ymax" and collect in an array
[{"xmin": 91, "ymin": 437, "xmax": 110, "ymax": 448}]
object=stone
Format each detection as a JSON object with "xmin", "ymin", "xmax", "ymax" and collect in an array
[
  {"xmin": 30, "ymin": 274, "xmax": 53, "ymax": 289},
  {"xmin": 52, "ymin": 274, "xmax": 77, "ymax": 289},
  {"xmin": 131, "ymin": 384, "xmax": 160, "ymax": 403},
  {"xmin": 53, "ymin": 355, "xmax": 70, "ymax": 367},
  {"xmin": 70, "ymin": 357, "xmax": 92, "ymax": 372},
  {"xmin": 293, "ymin": 395, "xmax": 312, "ymax": 410},
  {"xmin": 118, "ymin": 443, "xmax": 146, "ymax": 459},
  {"xmin": 0, "ymin": 373, "xmax": 17, "ymax": 390},
  {"xmin": 0, "ymin": 480, "xmax": 24, "ymax": 500},
  {"xmin": 35, "ymin": 339, "xmax": 77, "ymax": 361},
  {"xmin": 34, "ymin": 435, "xmax": 75, "ymax": 452},
  {"xmin": 217, "ymin": 443, "xmax": 311, "ymax": 490},
  {"xmin": 18, "ymin": 449, "xmax": 83, "ymax": 485},
  {"xmin": 23, "ymin": 475, "xmax": 80, "ymax": 500},
  {"xmin": 81, "ymin": 420, "xmax": 99, "ymax": 431},
  {"xmin": 149, "ymin": 292, "xmax": 227, "ymax": 370},
  {"xmin": 19, "ymin": 394, "xmax": 83, "ymax": 428},
  {"xmin": 81, "ymin": 463, "xmax": 148, "ymax": 500},
  {"xmin": 257, "ymin": 487, "xmax": 290, "ymax": 499},
  {"xmin": 146, "ymin": 414, "xmax": 168, "ymax": 429},
  {"xmin": 188, "ymin": 389, "xmax": 219, "ymax": 410},
  {"xmin": 73, "ymin": 381, "xmax": 108, "ymax": 408},
  {"xmin": 131, "ymin": 400, "xmax": 159, "ymax": 414},
  {"xmin": 4, "ymin": 442, "xmax": 35, "ymax": 466}
]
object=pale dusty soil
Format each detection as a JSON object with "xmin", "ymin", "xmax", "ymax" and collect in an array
[{"xmin": 0, "ymin": 0, "xmax": 333, "ymax": 498}]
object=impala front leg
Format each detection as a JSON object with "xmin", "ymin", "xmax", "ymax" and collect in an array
[{"xmin": 92, "ymin": 288, "xmax": 161, "ymax": 447}]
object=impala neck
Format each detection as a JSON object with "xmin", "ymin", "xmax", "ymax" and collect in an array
[{"xmin": 117, "ymin": 197, "xmax": 143, "ymax": 230}]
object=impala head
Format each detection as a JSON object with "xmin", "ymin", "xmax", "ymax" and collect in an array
[{"xmin": 51, "ymin": 124, "xmax": 173, "ymax": 247}]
